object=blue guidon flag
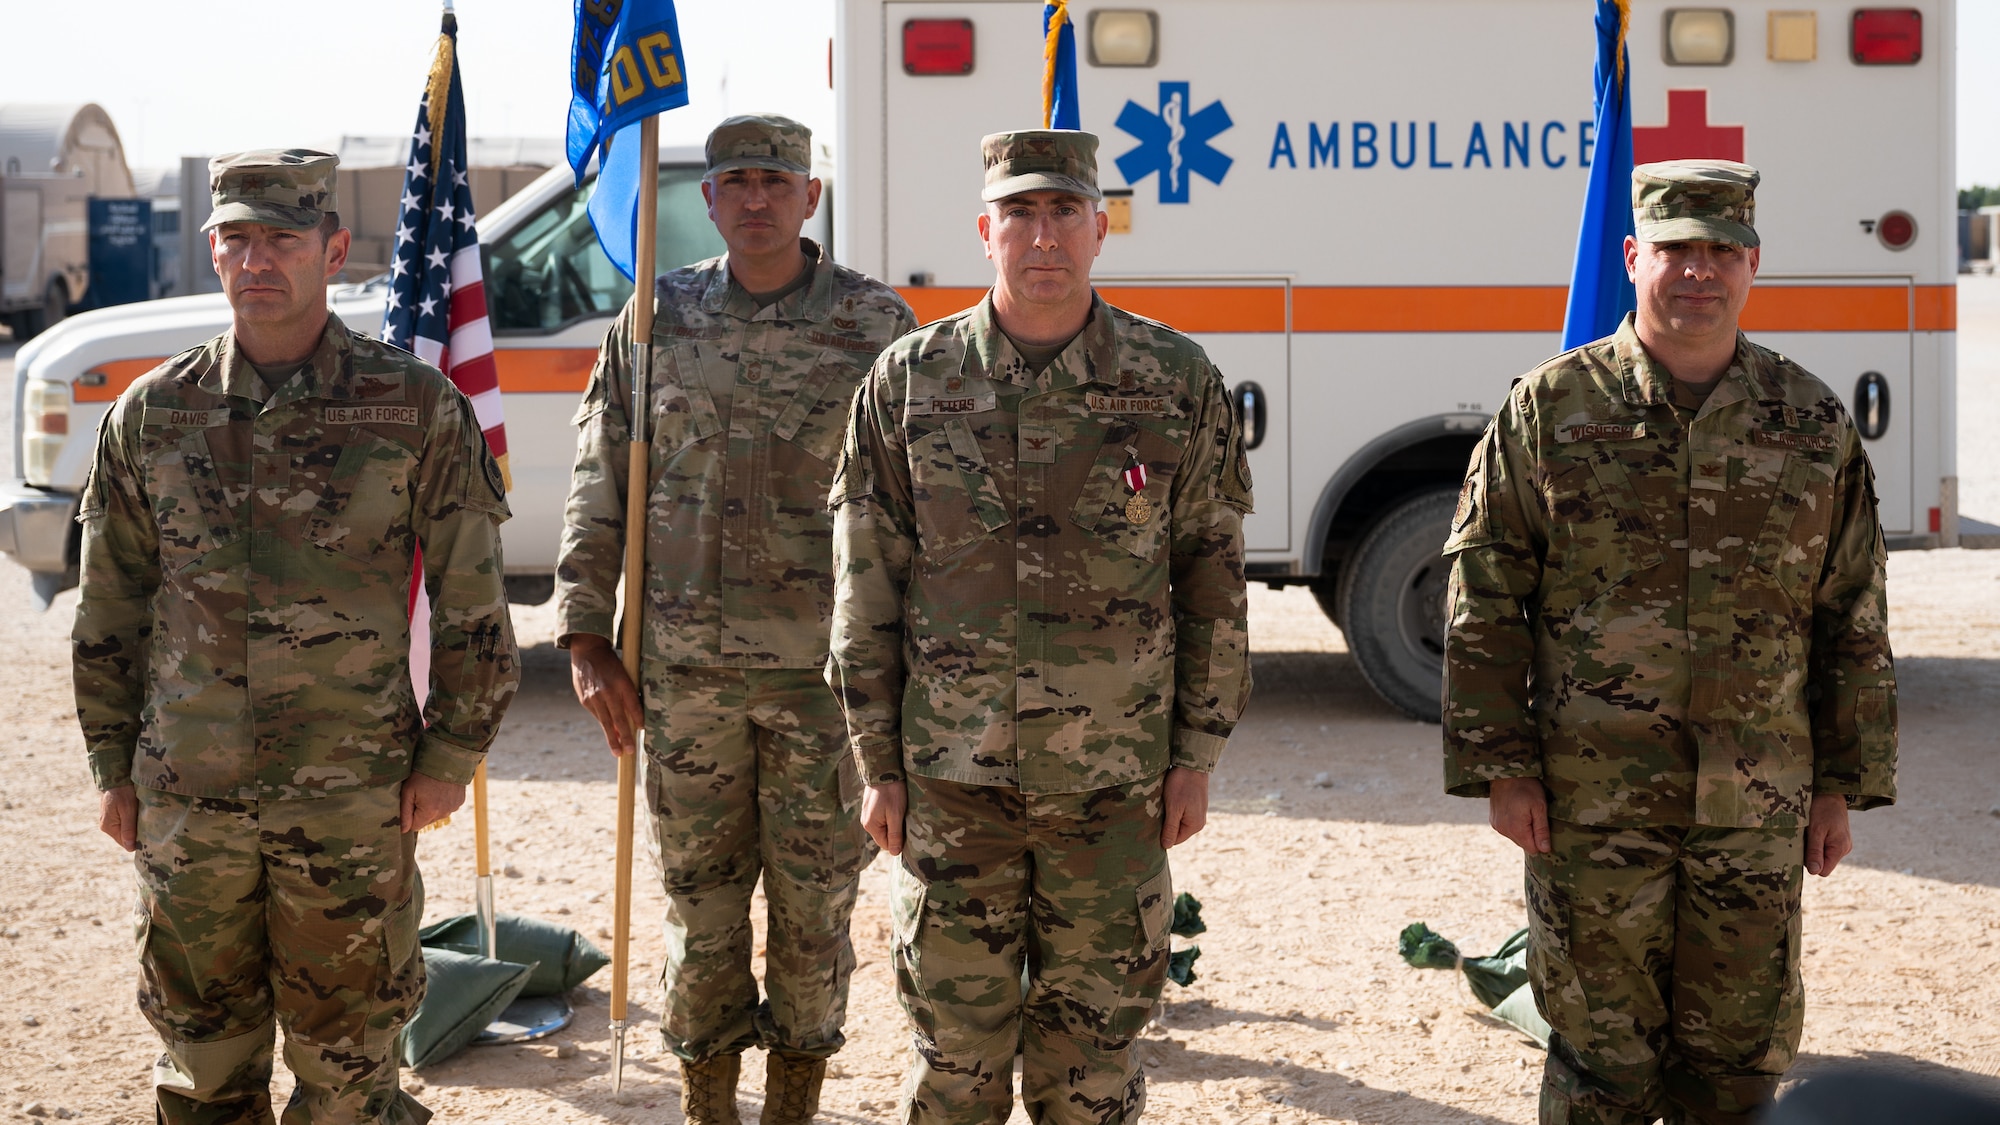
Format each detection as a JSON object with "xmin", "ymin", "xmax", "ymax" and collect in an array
[
  {"xmin": 1561, "ymin": 0, "xmax": 1638, "ymax": 349},
  {"xmin": 381, "ymin": 8, "xmax": 507, "ymax": 484},
  {"xmin": 568, "ymin": 0, "xmax": 691, "ymax": 280}
]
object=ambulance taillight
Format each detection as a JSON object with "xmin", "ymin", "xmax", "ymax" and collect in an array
[
  {"xmin": 1851, "ymin": 9, "xmax": 1922, "ymax": 65},
  {"xmin": 1876, "ymin": 211, "xmax": 1918, "ymax": 251},
  {"xmin": 902, "ymin": 19, "xmax": 974, "ymax": 76},
  {"xmin": 1663, "ymin": 9, "xmax": 1734, "ymax": 66}
]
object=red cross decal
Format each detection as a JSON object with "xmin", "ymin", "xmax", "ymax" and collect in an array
[{"xmin": 1633, "ymin": 89, "xmax": 1745, "ymax": 164}]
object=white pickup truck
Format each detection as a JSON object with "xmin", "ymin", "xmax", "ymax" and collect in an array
[{"xmin": 0, "ymin": 145, "xmax": 829, "ymax": 607}]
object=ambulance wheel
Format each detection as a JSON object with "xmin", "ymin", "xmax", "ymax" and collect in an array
[{"xmin": 1335, "ymin": 488, "xmax": 1456, "ymax": 722}]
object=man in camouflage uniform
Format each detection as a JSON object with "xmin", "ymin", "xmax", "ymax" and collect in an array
[
  {"xmin": 556, "ymin": 114, "xmax": 914, "ymax": 1124},
  {"xmin": 828, "ymin": 131, "xmax": 1254, "ymax": 1125},
  {"xmin": 1442, "ymin": 160, "xmax": 1897, "ymax": 1125},
  {"xmin": 75, "ymin": 150, "xmax": 517, "ymax": 1125}
]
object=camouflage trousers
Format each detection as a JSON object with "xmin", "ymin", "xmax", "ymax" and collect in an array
[
  {"xmin": 641, "ymin": 665, "xmax": 873, "ymax": 1061},
  {"xmin": 1526, "ymin": 819, "xmax": 1806, "ymax": 1125},
  {"xmin": 891, "ymin": 772, "xmax": 1173, "ymax": 1125},
  {"xmin": 133, "ymin": 783, "xmax": 428, "ymax": 1125}
]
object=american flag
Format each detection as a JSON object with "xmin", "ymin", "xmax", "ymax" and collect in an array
[{"xmin": 382, "ymin": 9, "xmax": 508, "ymax": 486}]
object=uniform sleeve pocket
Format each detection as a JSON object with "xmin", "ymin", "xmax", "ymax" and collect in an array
[
  {"xmin": 1443, "ymin": 431, "xmax": 1501, "ymax": 555},
  {"xmin": 829, "ymin": 405, "xmax": 874, "ymax": 508}
]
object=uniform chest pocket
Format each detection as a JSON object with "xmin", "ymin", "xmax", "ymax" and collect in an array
[
  {"xmin": 649, "ymin": 343, "xmax": 725, "ymax": 455},
  {"xmin": 1070, "ymin": 426, "xmax": 1182, "ymax": 559},
  {"xmin": 1746, "ymin": 450, "xmax": 1836, "ymax": 604},
  {"xmin": 1538, "ymin": 453, "xmax": 1662, "ymax": 613},
  {"xmin": 143, "ymin": 429, "xmax": 237, "ymax": 573},
  {"xmin": 304, "ymin": 429, "xmax": 418, "ymax": 562},
  {"xmin": 909, "ymin": 417, "xmax": 1009, "ymax": 559},
  {"xmin": 772, "ymin": 353, "xmax": 861, "ymax": 466}
]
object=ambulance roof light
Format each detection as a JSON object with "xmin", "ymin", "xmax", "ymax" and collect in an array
[
  {"xmin": 1851, "ymin": 9, "xmax": 1922, "ymax": 65},
  {"xmin": 1089, "ymin": 10, "xmax": 1158, "ymax": 67},
  {"xmin": 903, "ymin": 19, "xmax": 974, "ymax": 76},
  {"xmin": 1664, "ymin": 9, "xmax": 1734, "ymax": 66}
]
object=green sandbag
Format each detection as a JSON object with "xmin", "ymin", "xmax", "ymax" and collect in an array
[
  {"xmin": 1171, "ymin": 892, "xmax": 1206, "ymax": 938},
  {"xmin": 1168, "ymin": 944, "xmax": 1201, "ymax": 987},
  {"xmin": 1398, "ymin": 922, "xmax": 1530, "ymax": 1009},
  {"xmin": 419, "ymin": 913, "xmax": 609, "ymax": 998},
  {"xmin": 401, "ymin": 949, "xmax": 533, "ymax": 1070},
  {"xmin": 1490, "ymin": 982, "xmax": 1552, "ymax": 1047}
]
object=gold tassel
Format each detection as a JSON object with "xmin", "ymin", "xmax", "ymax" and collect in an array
[
  {"xmin": 1614, "ymin": 0, "xmax": 1631, "ymax": 87},
  {"xmin": 1042, "ymin": 0, "xmax": 1069, "ymax": 130},
  {"xmin": 424, "ymin": 22, "xmax": 454, "ymax": 179}
]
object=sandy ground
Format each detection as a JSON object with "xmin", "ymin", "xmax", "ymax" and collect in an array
[{"xmin": 3, "ymin": 283, "xmax": 2000, "ymax": 1123}]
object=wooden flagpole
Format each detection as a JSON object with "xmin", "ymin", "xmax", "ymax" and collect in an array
[{"xmin": 609, "ymin": 114, "xmax": 660, "ymax": 1098}]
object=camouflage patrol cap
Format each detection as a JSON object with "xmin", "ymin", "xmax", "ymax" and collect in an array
[
  {"xmin": 201, "ymin": 149, "xmax": 338, "ymax": 232},
  {"xmin": 981, "ymin": 130, "xmax": 1101, "ymax": 202},
  {"xmin": 706, "ymin": 114, "xmax": 812, "ymax": 177},
  {"xmin": 1632, "ymin": 159, "xmax": 1760, "ymax": 248}
]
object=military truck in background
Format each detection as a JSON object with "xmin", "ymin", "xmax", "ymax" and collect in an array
[{"xmin": 0, "ymin": 104, "xmax": 136, "ymax": 339}]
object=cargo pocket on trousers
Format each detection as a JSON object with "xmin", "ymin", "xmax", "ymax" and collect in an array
[
  {"xmin": 367, "ymin": 885, "xmax": 426, "ymax": 1053},
  {"xmin": 889, "ymin": 863, "xmax": 942, "ymax": 1045},
  {"xmin": 1524, "ymin": 858, "xmax": 1591, "ymax": 1047},
  {"xmin": 836, "ymin": 749, "xmax": 863, "ymax": 813},
  {"xmin": 1756, "ymin": 900, "xmax": 1806, "ymax": 1072},
  {"xmin": 1102, "ymin": 866, "xmax": 1175, "ymax": 1043}
]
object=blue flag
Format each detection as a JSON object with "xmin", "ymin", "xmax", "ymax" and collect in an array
[
  {"xmin": 1043, "ymin": 2, "xmax": 1079, "ymax": 130},
  {"xmin": 587, "ymin": 125, "xmax": 648, "ymax": 282},
  {"xmin": 567, "ymin": 0, "xmax": 691, "ymax": 280},
  {"xmin": 1560, "ymin": 0, "xmax": 1637, "ymax": 350}
]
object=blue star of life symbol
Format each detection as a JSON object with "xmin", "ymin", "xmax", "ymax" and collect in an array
[{"xmin": 1114, "ymin": 82, "xmax": 1233, "ymax": 204}]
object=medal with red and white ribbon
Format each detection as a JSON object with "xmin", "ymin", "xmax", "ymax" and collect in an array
[{"xmin": 1122, "ymin": 457, "xmax": 1152, "ymax": 526}]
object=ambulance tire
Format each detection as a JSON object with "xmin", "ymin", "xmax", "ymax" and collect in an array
[{"xmin": 1335, "ymin": 488, "xmax": 1455, "ymax": 723}]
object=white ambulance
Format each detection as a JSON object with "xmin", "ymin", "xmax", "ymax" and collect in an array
[
  {"xmin": 0, "ymin": 1, "xmax": 1977, "ymax": 721},
  {"xmin": 834, "ymin": 0, "xmax": 1977, "ymax": 716}
]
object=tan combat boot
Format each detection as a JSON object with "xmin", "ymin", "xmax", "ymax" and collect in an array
[
  {"xmin": 761, "ymin": 1052, "xmax": 828, "ymax": 1125},
  {"xmin": 679, "ymin": 1054, "xmax": 742, "ymax": 1125}
]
